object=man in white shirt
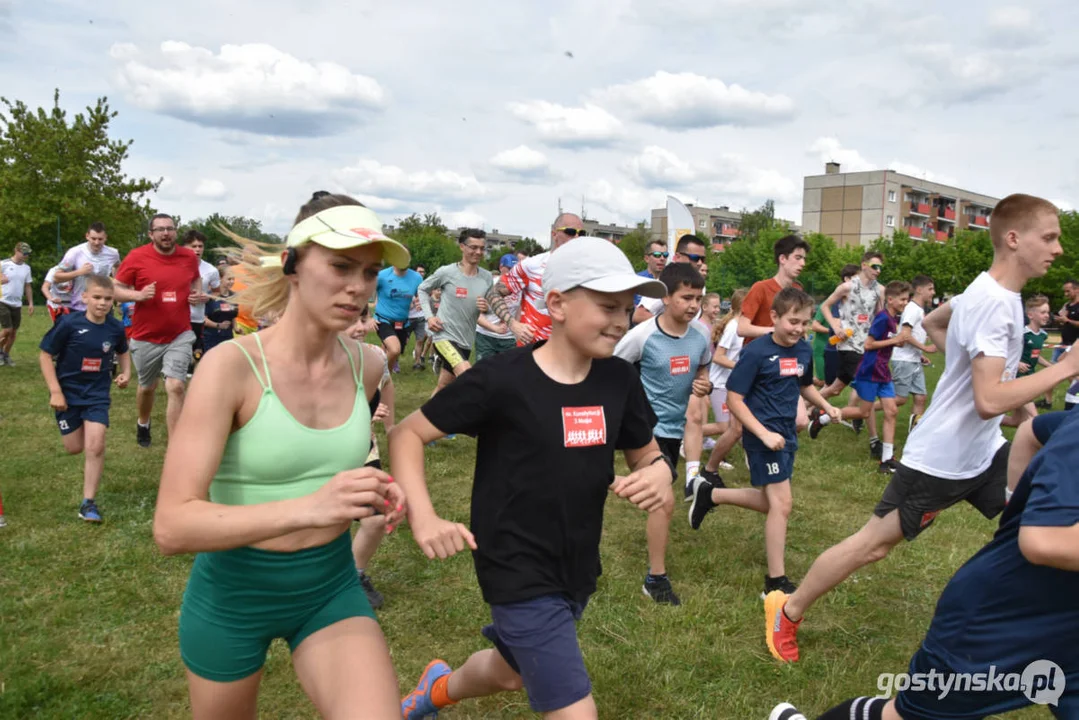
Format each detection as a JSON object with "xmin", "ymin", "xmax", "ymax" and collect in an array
[
  {"xmin": 765, "ymin": 193, "xmax": 1079, "ymax": 664},
  {"xmin": 52, "ymin": 222, "xmax": 121, "ymax": 312},
  {"xmin": 890, "ymin": 274, "xmax": 937, "ymax": 430},
  {"xmin": 0, "ymin": 242, "xmax": 34, "ymax": 366},
  {"xmin": 178, "ymin": 230, "xmax": 219, "ymax": 365}
]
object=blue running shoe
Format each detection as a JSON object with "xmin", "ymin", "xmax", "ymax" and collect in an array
[
  {"xmin": 401, "ymin": 659, "xmax": 452, "ymax": 719},
  {"xmin": 79, "ymin": 499, "xmax": 103, "ymax": 523}
]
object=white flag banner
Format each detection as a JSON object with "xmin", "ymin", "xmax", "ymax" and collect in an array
[{"xmin": 667, "ymin": 196, "xmax": 695, "ymax": 248}]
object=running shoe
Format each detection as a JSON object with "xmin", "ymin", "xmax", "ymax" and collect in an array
[
  {"xmin": 688, "ymin": 476, "xmax": 716, "ymax": 530},
  {"xmin": 700, "ymin": 467, "xmax": 726, "ymax": 489},
  {"xmin": 716, "ymin": 460, "xmax": 735, "ymax": 471},
  {"xmin": 878, "ymin": 458, "xmax": 899, "ymax": 474},
  {"xmin": 764, "ymin": 590, "xmax": 801, "ymax": 663},
  {"xmin": 358, "ymin": 571, "xmax": 384, "ymax": 609},
  {"xmin": 851, "ymin": 418, "xmax": 864, "ymax": 434},
  {"xmin": 763, "ymin": 574, "xmax": 798, "ymax": 597},
  {"xmin": 401, "ymin": 659, "xmax": 453, "ymax": 719},
  {"xmin": 79, "ymin": 499, "xmax": 103, "ymax": 523},
  {"xmin": 908, "ymin": 412, "xmax": 922, "ymax": 433},
  {"xmin": 808, "ymin": 407, "xmax": 825, "ymax": 439},
  {"xmin": 136, "ymin": 423, "xmax": 152, "ymax": 449},
  {"xmin": 869, "ymin": 438, "xmax": 883, "ymax": 460},
  {"xmin": 683, "ymin": 479, "xmax": 695, "ymax": 502},
  {"xmin": 3, "ymin": 353, "xmax": 15, "ymax": 367},
  {"xmin": 768, "ymin": 702, "xmax": 808, "ymax": 720},
  {"xmin": 0, "ymin": 515, "xmax": 7, "ymax": 528},
  {"xmin": 642, "ymin": 574, "xmax": 681, "ymax": 606},
  {"xmin": 702, "ymin": 437, "xmax": 717, "ymax": 451}
]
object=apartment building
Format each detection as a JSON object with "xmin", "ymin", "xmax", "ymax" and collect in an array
[
  {"xmin": 651, "ymin": 203, "xmax": 801, "ymax": 251},
  {"xmin": 801, "ymin": 162, "xmax": 998, "ymax": 247}
]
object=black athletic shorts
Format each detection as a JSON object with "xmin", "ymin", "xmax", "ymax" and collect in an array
[
  {"xmin": 375, "ymin": 318, "xmax": 411, "ymax": 349},
  {"xmin": 837, "ymin": 350, "xmax": 862, "ymax": 384},
  {"xmin": 433, "ymin": 340, "xmax": 471, "ymax": 373},
  {"xmin": 874, "ymin": 442, "xmax": 1010, "ymax": 540},
  {"xmin": 190, "ymin": 322, "xmax": 205, "ymax": 358},
  {"xmin": 656, "ymin": 436, "xmax": 682, "ymax": 477}
]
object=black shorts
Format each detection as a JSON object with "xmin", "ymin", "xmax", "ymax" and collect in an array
[
  {"xmin": 837, "ymin": 350, "xmax": 862, "ymax": 384},
  {"xmin": 874, "ymin": 443, "xmax": 1010, "ymax": 540},
  {"xmin": 0, "ymin": 303, "xmax": 22, "ymax": 330},
  {"xmin": 656, "ymin": 436, "xmax": 682, "ymax": 476},
  {"xmin": 190, "ymin": 322, "xmax": 205, "ymax": 356},
  {"xmin": 433, "ymin": 340, "xmax": 471, "ymax": 373},
  {"xmin": 375, "ymin": 319, "xmax": 411, "ymax": 349}
]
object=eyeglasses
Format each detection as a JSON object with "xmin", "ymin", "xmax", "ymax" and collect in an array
[
  {"xmin": 463, "ymin": 244, "xmax": 486, "ymax": 252},
  {"xmin": 152, "ymin": 227, "xmax": 176, "ymax": 233},
  {"xmin": 555, "ymin": 227, "xmax": 587, "ymax": 238},
  {"xmin": 870, "ymin": 264, "xmax": 883, "ymax": 271},
  {"xmin": 647, "ymin": 251, "xmax": 669, "ymax": 259},
  {"xmin": 681, "ymin": 253, "xmax": 706, "ymax": 263}
]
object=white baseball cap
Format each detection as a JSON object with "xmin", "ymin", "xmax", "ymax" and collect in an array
[{"xmin": 542, "ymin": 237, "xmax": 667, "ymax": 299}]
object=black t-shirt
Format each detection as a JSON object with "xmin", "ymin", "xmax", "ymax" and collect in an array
[
  {"xmin": 1061, "ymin": 302, "xmax": 1079, "ymax": 346},
  {"xmin": 420, "ymin": 342, "xmax": 657, "ymax": 605}
]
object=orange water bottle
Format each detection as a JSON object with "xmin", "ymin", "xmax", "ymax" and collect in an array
[{"xmin": 829, "ymin": 328, "xmax": 853, "ymax": 345}]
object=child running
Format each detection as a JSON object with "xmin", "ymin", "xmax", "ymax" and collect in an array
[
  {"xmin": 699, "ymin": 287, "xmax": 749, "ymax": 485},
  {"xmin": 392, "ymin": 237, "xmax": 674, "ymax": 719},
  {"xmin": 1002, "ymin": 294, "xmax": 1054, "ymax": 427},
  {"xmin": 38, "ymin": 275, "xmax": 131, "ymax": 522},
  {"xmin": 689, "ymin": 287, "xmax": 841, "ymax": 598}
]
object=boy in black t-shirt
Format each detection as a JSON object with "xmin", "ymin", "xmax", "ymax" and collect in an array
[
  {"xmin": 688, "ymin": 288, "xmax": 839, "ymax": 599},
  {"xmin": 391, "ymin": 237, "xmax": 674, "ymax": 719}
]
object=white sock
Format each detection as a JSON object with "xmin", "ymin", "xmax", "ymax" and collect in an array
[
  {"xmin": 882, "ymin": 443, "xmax": 894, "ymax": 463},
  {"xmin": 818, "ymin": 412, "xmax": 831, "ymax": 426},
  {"xmin": 138, "ymin": 420, "xmax": 150, "ymax": 428},
  {"xmin": 686, "ymin": 461, "xmax": 700, "ymax": 484}
]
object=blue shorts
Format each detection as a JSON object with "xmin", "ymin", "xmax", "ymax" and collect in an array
[
  {"xmin": 850, "ymin": 379, "xmax": 896, "ymax": 402},
  {"xmin": 896, "ymin": 646, "xmax": 1078, "ymax": 719},
  {"xmin": 481, "ymin": 594, "xmax": 591, "ymax": 713},
  {"xmin": 55, "ymin": 404, "xmax": 110, "ymax": 435},
  {"xmin": 746, "ymin": 449, "xmax": 795, "ymax": 487}
]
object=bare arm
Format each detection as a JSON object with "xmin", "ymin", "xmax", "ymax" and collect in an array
[
  {"xmin": 864, "ymin": 326, "xmax": 911, "ymax": 351},
  {"xmin": 1007, "ymin": 418, "xmax": 1041, "ymax": 493},
  {"xmin": 113, "ymin": 280, "xmax": 153, "ymax": 304},
  {"xmin": 970, "ymin": 350, "xmax": 1079, "ymax": 420},
  {"xmin": 822, "ymin": 285, "xmax": 849, "ymax": 337},
  {"xmin": 810, "ymin": 318, "xmax": 830, "ymax": 335},
  {"xmin": 611, "ymin": 441, "xmax": 674, "ymax": 513},
  {"xmin": 712, "ymin": 344, "xmax": 736, "ymax": 369},
  {"xmin": 24, "ymin": 282, "xmax": 33, "ymax": 312},
  {"xmin": 800, "ymin": 384, "xmax": 838, "ymax": 417},
  {"xmin": 922, "ymin": 301, "xmax": 952, "ymax": 351},
  {"xmin": 116, "ymin": 351, "xmax": 132, "ymax": 386},
  {"xmin": 41, "ymin": 280, "xmax": 54, "ymax": 302},
  {"xmin": 736, "ymin": 314, "xmax": 772, "ymax": 340},
  {"xmin": 632, "ymin": 304, "xmax": 655, "ymax": 326},
  {"xmin": 52, "ymin": 265, "xmax": 90, "ymax": 283},
  {"xmin": 484, "ymin": 281, "xmax": 516, "ymax": 325},
  {"xmin": 39, "ymin": 351, "xmax": 63, "ymax": 395},
  {"xmin": 476, "ymin": 315, "xmax": 505, "ymax": 334},
  {"xmin": 1019, "ymin": 524, "xmax": 1079, "ymax": 571}
]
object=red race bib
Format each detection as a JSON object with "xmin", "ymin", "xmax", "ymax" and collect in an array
[
  {"xmin": 162, "ymin": 291, "xmax": 177, "ymax": 303},
  {"xmin": 857, "ymin": 313, "xmax": 869, "ymax": 324},
  {"xmin": 1032, "ymin": 348, "xmax": 1041, "ymax": 359},
  {"xmin": 219, "ymin": 303, "xmax": 233, "ymax": 312},
  {"xmin": 779, "ymin": 358, "xmax": 799, "ymax": 376},
  {"xmin": 562, "ymin": 406, "xmax": 607, "ymax": 448},
  {"xmin": 721, "ymin": 403, "xmax": 729, "ymax": 413},
  {"xmin": 81, "ymin": 358, "xmax": 102, "ymax": 373},
  {"xmin": 670, "ymin": 356, "xmax": 690, "ymax": 375},
  {"xmin": 455, "ymin": 287, "xmax": 468, "ymax": 298},
  {"xmin": 394, "ymin": 321, "xmax": 404, "ymax": 330}
]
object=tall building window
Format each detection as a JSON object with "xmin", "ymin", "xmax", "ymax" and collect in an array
[
  {"xmin": 885, "ymin": 215, "xmax": 895, "ymax": 227},
  {"xmin": 888, "ymin": 190, "xmax": 897, "ymax": 202}
]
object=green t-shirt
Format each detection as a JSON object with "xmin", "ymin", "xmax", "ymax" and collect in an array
[
  {"xmin": 1020, "ymin": 327, "xmax": 1048, "ymax": 377},
  {"xmin": 812, "ymin": 305, "xmax": 837, "ymax": 355}
]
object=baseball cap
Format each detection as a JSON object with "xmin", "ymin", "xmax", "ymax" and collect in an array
[
  {"xmin": 282, "ymin": 205, "xmax": 410, "ymax": 269},
  {"xmin": 542, "ymin": 237, "xmax": 666, "ymax": 299},
  {"xmin": 15, "ymin": 242, "xmax": 32, "ymax": 255},
  {"xmin": 499, "ymin": 253, "xmax": 518, "ymax": 269}
]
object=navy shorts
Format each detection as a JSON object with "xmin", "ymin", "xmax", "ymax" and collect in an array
[
  {"xmin": 55, "ymin": 404, "xmax": 110, "ymax": 435},
  {"xmin": 895, "ymin": 646, "xmax": 1078, "ymax": 719},
  {"xmin": 481, "ymin": 594, "xmax": 591, "ymax": 713},
  {"xmin": 746, "ymin": 449, "xmax": 795, "ymax": 487}
]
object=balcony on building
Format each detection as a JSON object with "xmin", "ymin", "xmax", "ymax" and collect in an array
[
  {"xmin": 935, "ymin": 230, "xmax": 948, "ymax": 241},
  {"xmin": 935, "ymin": 197, "xmax": 957, "ymax": 222},
  {"xmin": 714, "ymin": 223, "xmax": 741, "ymax": 239},
  {"xmin": 908, "ymin": 226, "xmax": 924, "ymax": 239}
]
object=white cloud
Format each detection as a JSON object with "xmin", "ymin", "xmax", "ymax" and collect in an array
[
  {"xmin": 596, "ymin": 71, "xmax": 795, "ymax": 129},
  {"xmin": 584, "ymin": 179, "xmax": 659, "ymax": 221},
  {"xmin": 194, "ymin": 179, "xmax": 229, "ymax": 200},
  {"xmin": 332, "ymin": 159, "xmax": 485, "ymax": 208},
  {"xmin": 909, "ymin": 44, "xmax": 1029, "ymax": 102},
  {"xmin": 988, "ymin": 6, "xmax": 1032, "ymax": 29},
  {"xmin": 110, "ymin": 41, "xmax": 386, "ymax": 136},
  {"xmin": 507, "ymin": 101, "xmax": 623, "ymax": 147},
  {"xmin": 624, "ymin": 146, "xmax": 700, "ymax": 187},
  {"xmin": 886, "ymin": 162, "xmax": 958, "ymax": 187},
  {"xmin": 488, "ymin": 145, "xmax": 552, "ymax": 181},
  {"xmin": 808, "ymin": 137, "xmax": 874, "ymax": 172},
  {"xmin": 443, "ymin": 210, "xmax": 487, "ymax": 230},
  {"xmin": 1050, "ymin": 198, "xmax": 1075, "ymax": 212}
]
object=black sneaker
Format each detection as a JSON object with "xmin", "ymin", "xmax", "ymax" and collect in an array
[
  {"xmin": 642, "ymin": 574, "xmax": 681, "ymax": 606},
  {"xmin": 763, "ymin": 574, "xmax": 798, "ymax": 597},
  {"xmin": 878, "ymin": 458, "xmax": 899, "ymax": 474},
  {"xmin": 136, "ymin": 423, "xmax": 152, "ymax": 448},
  {"xmin": 688, "ymin": 477, "xmax": 716, "ymax": 530},
  {"xmin": 358, "ymin": 571, "xmax": 384, "ymax": 609},
  {"xmin": 851, "ymin": 418, "xmax": 864, "ymax": 434},
  {"xmin": 700, "ymin": 467, "xmax": 726, "ymax": 489},
  {"xmin": 808, "ymin": 407, "xmax": 825, "ymax": 439},
  {"xmin": 1037, "ymin": 399, "xmax": 1053, "ymax": 410},
  {"xmin": 869, "ymin": 438, "xmax": 883, "ymax": 460}
]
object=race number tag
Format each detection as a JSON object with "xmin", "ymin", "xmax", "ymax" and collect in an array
[
  {"xmin": 562, "ymin": 406, "xmax": 607, "ymax": 448},
  {"xmin": 219, "ymin": 303, "xmax": 233, "ymax": 312},
  {"xmin": 394, "ymin": 322, "xmax": 404, "ymax": 330},
  {"xmin": 455, "ymin": 287, "xmax": 468, "ymax": 298},
  {"xmin": 670, "ymin": 356, "xmax": 690, "ymax": 375},
  {"xmin": 857, "ymin": 314, "xmax": 869, "ymax": 324},
  {"xmin": 162, "ymin": 291, "xmax": 177, "ymax": 303},
  {"xmin": 81, "ymin": 358, "xmax": 102, "ymax": 372},
  {"xmin": 779, "ymin": 358, "xmax": 799, "ymax": 376},
  {"xmin": 1032, "ymin": 348, "xmax": 1041, "ymax": 359}
]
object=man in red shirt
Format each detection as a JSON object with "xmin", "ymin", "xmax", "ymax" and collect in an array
[{"xmin": 114, "ymin": 213, "xmax": 204, "ymax": 448}]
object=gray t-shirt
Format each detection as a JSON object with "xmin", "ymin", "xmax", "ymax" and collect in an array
[{"xmin": 418, "ymin": 263, "xmax": 494, "ymax": 349}]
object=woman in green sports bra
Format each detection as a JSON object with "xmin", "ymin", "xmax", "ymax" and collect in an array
[{"xmin": 154, "ymin": 192, "xmax": 410, "ymax": 719}]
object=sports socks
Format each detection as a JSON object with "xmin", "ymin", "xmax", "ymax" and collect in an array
[
  {"xmin": 430, "ymin": 675, "xmax": 457, "ymax": 708},
  {"xmin": 882, "ymin": 442, "xmax": 894, "ymax": 463},
  {"xmin": 686, "ymin": 461, "xmax": 700, "ymax": 485},
  {"xmin": 816, "ymin": 697, "xmax": 886, "ymax": 719}
]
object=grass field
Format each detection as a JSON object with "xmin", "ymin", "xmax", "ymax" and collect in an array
[{"xmin": 0, "ymin": 311, "xmax": 1050, "ymax": 719}]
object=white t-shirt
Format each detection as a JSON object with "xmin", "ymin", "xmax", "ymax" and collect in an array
[
  {"xmin": 710, "ymin": 319, "xmax": 744, "ymax": 388},
  {"xmin": 0, "ymin": 260, "xmax": 32, "ymax": 307},
  {"xmin": 408, "ymin": 295, "xmax": 425, "ymax": 321},
  {"xmin": 60, "ymin": 242, "xmax": 121, "ymax": 311},
  {"xmin": 901, "ymin": 272, "xmax": 1023, "ymax": 480},
  {"xmin": 638, "ymin": 295, "xmax": 703, "ymax": 322},
  {"xmin": 45, "ymin": 266, "xmax": 74, "ymax": 309},
  {"xmin": 892, "ymin": 301, "xmax": 927, "ymax": 364},
  {"xmin": 190, "ymin": 260, "xmax": 222, "ymax": 323}
]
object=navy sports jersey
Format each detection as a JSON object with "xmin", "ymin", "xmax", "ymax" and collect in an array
[
  {"xmin": 917, "ymin": 409, "xmax": 1079, "ymax": 681},
  {"xmin": 39, "ymin": 312, "xmax": 128, "ymax": 406},
  {"xmin": 726, "ymin": 334, "xmax": 812, "ymax": 453},
  {"xmin": 854, "ymin": 309, "xmax": 899, "ymax": 383},
  {"xmin": 203, "ymin": 296, "xmax": 239, "ymax": 353}
]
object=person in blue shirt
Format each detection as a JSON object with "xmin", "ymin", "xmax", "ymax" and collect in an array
[
  {"xmin": 689, "ymin": 287, "xmax": 840, "ymax": 599},
  {"xmin": 373, "ymin": 264, "xmax": 423, "ymax": 373},
  {"xmin": 39, "ymin": 274, "xmax": 130, "ymax": 523},
  {"xmin": 769, "ymin": 408, "xmax": 1079, "ymax": 720},
  {"xmin": 615, "ymin": 262, "xmax": 712, "ymax": 606},
  {"xmin": 632, "ymin": 238, "xmax": 668, "ymax": 309}
]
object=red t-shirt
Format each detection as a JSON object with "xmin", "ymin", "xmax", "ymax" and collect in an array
[
  {"xmin": 740, "ymin": 278, "xmax": 803, "ymax": 342},
  {"xmin": 116, "ymin": 245, "xmax": 200, "ymax": 344}
]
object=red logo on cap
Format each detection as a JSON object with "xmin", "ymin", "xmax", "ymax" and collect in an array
[{"xmin": 349, "ymin": 227, "xmax": 383, "ymax": 240}]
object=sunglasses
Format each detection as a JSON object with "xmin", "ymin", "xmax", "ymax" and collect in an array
[
  {"xmin": 647, "ymin": 251, "xmax": 669, "ymax": 259},
  {"xmin": 556, "ymin": 227, "xmax": 587, "ymax": 237},
  {"xmin": 681, "ymin": 253, "xmax": 707, "ymax": 263},
  {"xmin": 870, "ymin": 264, "xmax": 883, "ymax": 271}
]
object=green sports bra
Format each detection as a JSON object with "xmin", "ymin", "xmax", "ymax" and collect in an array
[{"xmin": 209, "ymin": 334, "xmax": 371, "ymax": 506}]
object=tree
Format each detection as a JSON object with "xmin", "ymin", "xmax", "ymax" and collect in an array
[
  {"xmin": 737, "ymin": 200, "xmax": 781, "ymax": 243},
  {"xmin": 513, "ymin": 237, "xmax": 545, "ymax": 257},
  {"xmin": 616, "ymin": 224, "xmax": 653, "ymax": 272},
  {"xmin": 0, "ymin": 90, "xmax": 161, "ymax": 263},
  {"xmin": 389, "ymin": 213, "xmax": 458, "ymax": 271}
]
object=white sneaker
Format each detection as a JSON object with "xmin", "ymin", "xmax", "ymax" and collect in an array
[
  {"xmin": 717, "ymin": 461, "xmax": 734, "ymax": 471},
  {"xmin": 702, "ymin": 437, "xmax": 717, "ymax": 451},
  {"xmin": 0, "ymin": 515, "xmax": 7, "ymax": 528},
  {"xmin": 678, "ymin": 440, "xmax": 685, "ymax": 458}
]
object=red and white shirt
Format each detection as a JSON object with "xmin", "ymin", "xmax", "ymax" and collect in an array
[{"xmin": 500, "ymin": 251, "xmax": 552, "ymax": 345}]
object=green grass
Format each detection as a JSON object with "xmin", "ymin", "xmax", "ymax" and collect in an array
[{"xmin": 0, "ymin": 312, "xmax": 1045, "ymax": 718}]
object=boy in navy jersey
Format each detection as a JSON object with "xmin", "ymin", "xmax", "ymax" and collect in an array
[
  {"xmin": 392, "ymin": 237, "xmax": 674, "ymax": 719},
  {"xmin": 39, "ymin": 275, "xmax": 130, "ymax": 522},
  {"xmin": 689, "ymin": 287, "xmax": 840, "ymax": 598}
]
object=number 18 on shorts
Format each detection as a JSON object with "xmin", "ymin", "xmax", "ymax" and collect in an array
[{"xmin": 747, "ymin": 449, "xmax": 795, "ymax": 487}]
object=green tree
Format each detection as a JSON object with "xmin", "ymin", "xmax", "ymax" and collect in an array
[
  {"xmin": 513, "ymin": 237, "xmax": 545, "ymax": 257},
  {"xmin": 616, "ymin": 224, "xmax": 654, "ymax": 272},
  {"xmin": 0, "ymin": 90, "xmax": 161, "ymax": 263},
  {"xmin": 389, "ymin": 213, "xmax": 458, "ymax": 271}
]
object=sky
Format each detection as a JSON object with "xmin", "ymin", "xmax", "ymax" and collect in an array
[{"xmin": 3, "ymin": 0, "xmax": 1077, "ymax": 245}]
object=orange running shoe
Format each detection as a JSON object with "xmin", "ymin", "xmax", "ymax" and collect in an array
[{"xmin": 764, "ymin": 590, "xmax": 801, "ymax": 662}]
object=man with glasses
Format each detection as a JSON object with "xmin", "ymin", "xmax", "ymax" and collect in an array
[
  {"xmin": 418, "ymin": 229, "xmax": 493, "ymax": 396},
  {"xmin": 485, "ymin": 213, "xmax": 585, "ymax": 346},
  {"xmin": 633, "ymin": 235, "xmax": 707, "ymax": 325},
  {"xmin": 114, "ymin": 213, "xmax": 202, "ymax": 448}
]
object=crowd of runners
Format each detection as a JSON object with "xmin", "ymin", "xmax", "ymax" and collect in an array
[{"xmin": 4, "ymin": 190, "xmax": 1079, "ymax": 718}]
